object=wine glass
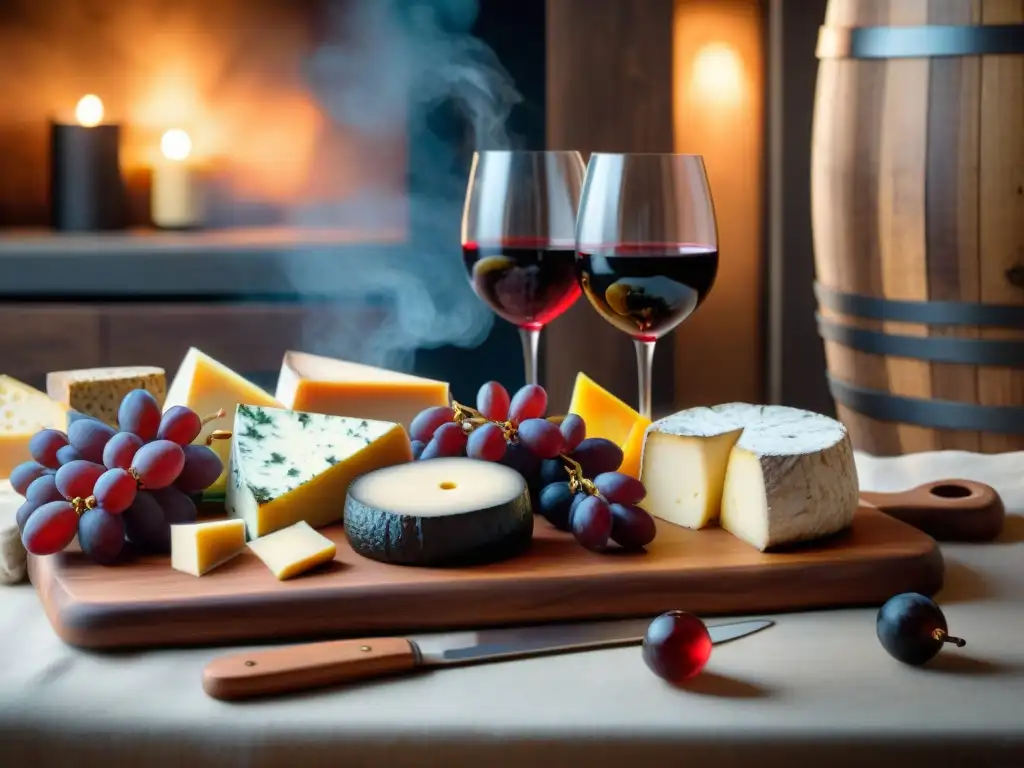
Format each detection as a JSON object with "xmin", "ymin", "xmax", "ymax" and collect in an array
[
  {"xmin": 575, "ymin": 153, "xmax": 719, "ymax": 420},
  {"xmin": 461, "ymin": 150, "xmax": 586, "ymax": 386}
]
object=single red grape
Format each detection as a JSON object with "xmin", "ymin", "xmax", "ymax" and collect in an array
[
  {"xmin": 102, "ymin": 431, "xmax": 144, "ymax": 470},
  {"xmin": 93, "ymin": 468, "xmax": 138, "ymax": 514},
  {"xmin": 508, "ymin": 384, "xmax": 547, "ymax": 423},
  {"xmin": 55, "ymin": 460, "xmax": 106, "ymax": 500},
  {"xmin": 595, "ymin": 472, "xmax": 647, "ymax": 505},
  {"xmin": 410, "ymin": 406, "xmax": 456, "ymax": 443},
  {"xmin": 420, "ymin": 422, "xmax": 467, "ymax": 460},
  {"xmin": 517, "ymin": 418, "xmax": 564, "ymax": 459},
  {"xmin": 642, "ymin": 611, "xmax": 713, "ymax": 683},
  {"xmin": 559, "ymin": 414, "xmax": 586, "ymax": 452},
  {"xmin": 132, "ymin": 440, "xmax": 186, "ymax": 489},
  {"xmin": 476, "ymin": 381, "xmax": 511, "ymax": 422},
  {"xmin": 157, "ymin": 405, "xmax": 203, "ymax": 445},
  {"xmin": 10, "ymin": 461, "xmax": 50, "ymax": 497},
  {"xmin": 118, "ymin": 389, "xmax": 162, "ymax": 441},
  {"xmin": 466, "ymin": 422, "xmax": 507, "ymax": 462},
  {"xmin": 572, "ymin": 495, "xmax": 612, "ymax": 551},
  {"xmin": 28, "ymin": 429, "xmax": 69, "ymax": 470}
]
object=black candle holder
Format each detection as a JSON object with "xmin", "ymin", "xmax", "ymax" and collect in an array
[{"xmin": 49, "ymin": 122, "xmax": 127, "ymax": 232}]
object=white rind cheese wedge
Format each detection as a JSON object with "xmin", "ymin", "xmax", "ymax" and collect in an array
[
  {"xmin": 641, "ymin": 403, "xmax": 859, "ymax": 551},
  {"xmin": 226, "ymin": 404, "xmax": 412, "ymax": 539}
]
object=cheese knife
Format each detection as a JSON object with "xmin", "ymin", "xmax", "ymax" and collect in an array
[{"xmin": 202, "ymin": 617, "xmax": 774, "ymax": 701}]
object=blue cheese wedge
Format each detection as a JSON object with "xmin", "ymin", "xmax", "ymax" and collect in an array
[{"xmin": 225, "ymin": 404, "xmax": 412, "ymax": 539}]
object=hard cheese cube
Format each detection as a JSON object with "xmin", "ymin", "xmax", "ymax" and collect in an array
[
  {"xmin": 226, "ymin": 404, "xmax": 413, "ymax": 538},
  {"xmin": 275, "ymin": 350, "xmax": 449, "ymax": 429},
  {"xmin": 0, "ymin": 376, "xmax": 66, "ymax": 477},
  {"xmin": 247, "ymin": 521, "xmax": 336, "ymax": 580},
  {"xmin": 641, "ymin": 403, "xmax": 859, "ymax": 550},
  {"xmin": 567, "ymin": 372, "xmax": 650, "ymax": 479},
  {"xmin": 47, "ymin": 366, "xmax": 166, "ymax": 427},
  {"xmin": 164, "ymin": 348, "xmax": 282, "ymax": 495},
  {"xmin": 170, "ymin": 519, "xmax": 246, "ymax": 576}
]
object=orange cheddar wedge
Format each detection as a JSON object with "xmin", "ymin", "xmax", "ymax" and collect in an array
[{"xmin": 567, "ymin": 372, "xmax": 649, "ymax": 479}]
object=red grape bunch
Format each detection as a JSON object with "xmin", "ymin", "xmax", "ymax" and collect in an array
[
  {"xmin": 10, "ymin": 389, "xmax": 227, "ymax": 565},
  {"xmin": 408, "ymin": 380, "xmax": 657, "ymax": 554}
]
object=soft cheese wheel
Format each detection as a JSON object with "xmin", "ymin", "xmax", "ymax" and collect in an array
[
  {"xmin": 344, "ymin": 457, "xmax": 533, "ymax": 567},
  {"xmin": 641, "ymin": 403, "xmax": 859, "ymax": 550}
]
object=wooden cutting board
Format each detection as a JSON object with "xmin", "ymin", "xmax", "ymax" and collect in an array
[{"xmin": 28, "ymin": 503, "xmax": 943, "ymax": 650}]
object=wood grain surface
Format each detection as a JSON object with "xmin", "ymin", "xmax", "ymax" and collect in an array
[
  {"xmin": 811, "ymin": 0, "xmax": 1024, "ymax": 454},
  {"xmin": 29, "ymin": 506, "xmax": 943, "ymax": 650}
]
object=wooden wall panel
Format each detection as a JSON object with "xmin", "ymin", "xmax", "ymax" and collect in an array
[
  {"xmin": 0, "ymin": 306, "xmax": 102, "ymax": 387},
  {"xmin": 545, "ymin": 0, "xmax": 677, "ymax": 416}
]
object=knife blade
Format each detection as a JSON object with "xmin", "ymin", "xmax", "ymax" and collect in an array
[{"xmin": 202, "ymin": 617, "xmax": 774, "ymax": 701}]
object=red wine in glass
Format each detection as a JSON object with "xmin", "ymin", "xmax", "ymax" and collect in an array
[
  {"xmin": 576, "ymin": 244, "xmax": 719, "ymax": 341},
  {"xmin": 463, "ymin": 238, "xmax": 582, "ymax": 330}
]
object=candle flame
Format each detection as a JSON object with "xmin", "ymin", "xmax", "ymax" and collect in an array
[
  {"xmin": 161, "ymin": 129, "xmax": 192, "ymax": 161},
  {"xmin": 75, "ymin": 95, "xmax": 104, "ymax": 127}
]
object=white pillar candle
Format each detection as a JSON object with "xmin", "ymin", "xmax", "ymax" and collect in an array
[{"xmin": 152, "ymin": 129, "xmax": 204, "ymax": 229}]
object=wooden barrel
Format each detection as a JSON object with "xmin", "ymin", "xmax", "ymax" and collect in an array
[{"xmin": 811, "ymin": 0, "xmax": 1024, "ymax": 455}]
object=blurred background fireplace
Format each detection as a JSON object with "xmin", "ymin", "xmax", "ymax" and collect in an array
[{"xmin": 0, "ymin": 0, "xmax": 827, "ymax": 421}]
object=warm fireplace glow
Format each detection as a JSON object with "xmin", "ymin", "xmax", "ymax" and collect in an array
[
  {"xmin": 160, "ymin": 129, "xmax": 193, "ymax": 162},
  {"xmin": 75, "ymin": 94, "xmax": 104, "ymax": 127},
  {"xmin": 689, "ymin": 43, "xmax": 744, "ymax": 106}
]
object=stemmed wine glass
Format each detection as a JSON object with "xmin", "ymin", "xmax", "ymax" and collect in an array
[
  {"xmin": 461, "ymin": 150, "xmax": 586, "ymax": 386},
  {"xmin": 575, "ymin": 153, "xmax": 719, "ymax": 420}
]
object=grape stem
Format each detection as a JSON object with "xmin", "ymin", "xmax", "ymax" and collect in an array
[
  {"xmin": 201, "ymin": 408, "xmax": 226, "ymax": 427},
  {"xmin": 205, "ymin": 429, "xmax": 233, "ymax": 446},
  {"xmin": 451, "ymin": 400, "xmax": 518, "ymax": 442},
  {"xmin": 70, "ymin": 495, "xmax": 97, "ymax": 516},
  {"xmin": 933, "ymin": 629, "xmax": 967, "ymax": 647},
  {"xmin": 563, "ymin": 455, "xmax": 597, "ymax": 497}
]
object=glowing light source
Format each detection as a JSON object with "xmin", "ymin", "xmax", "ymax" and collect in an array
[
  {"xmin": 688, "ymin": 42, "xmax": 743, "ymax": 105},
  {"xmin": 75, "ymin": 95, "xmax": 104, "ymax": 127},
  {"xmin": 161, "ymin": 129, "xmax": 193, "ymax": 161}
]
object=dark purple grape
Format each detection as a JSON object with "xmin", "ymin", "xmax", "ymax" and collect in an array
[
  {"xmin": 538, "ymin": 482, "xmax": 574, "ymax": 531},
  {"xmin": 174, "ymin": 444, "xmax": 224, "ymax": 494},
  {"xmin": 157, "ymin": 405, "xmax": 203, "ymax": 446},
  {"xmin": 25, "ymin": 474, "xmax": 63, "ymax": 507},
  {"xmin": 410, "ymin": 406, "xmax": 456, "ymax": 443},
  {"xmin": 410, "ymin": 440, "xmax": 427, "ymax": 460},
  {"xmin": 123, "ymin": 489, "xmax": 196, "ymax": 554},
  {"xmin": 21, "ymin": 500, "xmax": 78, "ymax": 555},
  {"xmin": 570, "ymin": 438, "xmax": 623, "ymax": 477},
  {"xmin": 517, "ymin": 419, "xmax": 565, "ymax": 459},
  {"xmin": 28, "ymin": 429, "xmax": 69, "ymax": 470},
  {"xmin": 508, "ymin": 384, "xmax": 548, "ymax": 423},
  {"xmin": 572, "ymin": 495, "xmax": 612, "ymax": 552},
  {"xmin": 540, "ymin": 458, "xmax": 569, "ymax": 486},
  {"xmin": 118, "ymin": 389, "xmax": 162, "ymax": 441},
  {"xmin": 150, "ymin": 487, "xmax": 199, "ymax": 524},
  {"xmin": 610, "ymin": 503, "xmax": 657, "ymax": 549},
  {"xmin": 569, "ymin": 491, "xmax": 587, "ymax": 525},
  {"xmin": 78, "ymin": 507, "xmax": 126, "ymax": 565},
  {"xmin": 476, "ymin": 381, "xmax": 511, "ymax": 422},
  {"xmin": 559, "ymin": 414, "xmax": 586, "ymax": 452},
  {"xmin": 595, "ymin": 472, "xmax": 647, "ymax": 505},
  {"xmin": 55, "ymin": 460, "xmax": 106, "ymax": 500},
  {"xmin": 67, "ymin": 419, "xmax": 117, "ymax": 464},
  {"xmin": 56, "ymin": 445, "xmax": 83, "ymax": 465},
  {"xmin": 93, "ymin": 468, "xmax": 137, "ymax": 514},
  {"xmin": 500, "ymin": 442, "xmax": 542, "ymax": 485},
  {"xmin": 132, "ymin": 440, "xmax": 186, "ymax": 489},
  {"xmin": 10, "ymin": 461, "xmax": 50, "ymax": 496},
  {"xmin": 466, "ymin": 422, "xmax": 507, "ymax": 462},
  {"xmin": 876, "ymin": 593, "xmax": 965, "ymax": 666},
  {"xmin": 102, "ymin": 431, "xmax": 144, "ymax": 470}
]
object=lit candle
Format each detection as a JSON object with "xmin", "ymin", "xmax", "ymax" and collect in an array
[
  {"xmin": 49, "ymin": 94, "xmax": 126, "ymax": 231},
  {"xmin": 151, "ymin": 129, "xmax": 204, "ymax": 229}
]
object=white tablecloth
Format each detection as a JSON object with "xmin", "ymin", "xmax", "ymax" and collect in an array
[{"xmin": 1, "ymin": 451, "xmax": 1022, "ymax": 767}]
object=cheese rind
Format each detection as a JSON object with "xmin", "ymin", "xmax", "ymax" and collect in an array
[
  {"xmin": 275, "ymin": 350, "xmax": 449, "ymax": 429},
  {"xmin": 567, "ymin": 372, "xmax": 648, "ymax": 479},
  {"xmin": 641, "ymin": 403, "xmax": 859, "ymax": 550},
  {"xmin": 170, "ymin": 519, "xmax": 246, "ymax": 576},
  {"xmin": 0, "ymin": 376, "xmax": 66, "ymax": 478},
  {"xmin": 247, "ymin": 521, "xmax": 336, "ymax": 580},
  {"xmin": 164, "ymin": 348, "xmax": 282, "ymax": 495},
  {"xmin": 47, "ymin": 366, "xmax": 166, "ymax": 427},
  {"xmin": 226, "ymin": 404, "xmax": 412, "ymax": 539}
]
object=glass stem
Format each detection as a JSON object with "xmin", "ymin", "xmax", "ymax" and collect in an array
[
  {"xmin": 634, "ymin": 339, "xmax": 656, "ymax": 420},
  {"xmin": 520, "ymin": 326, "xmax": 542, "ymax": 387}
]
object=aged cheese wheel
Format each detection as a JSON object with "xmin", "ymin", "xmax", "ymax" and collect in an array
[{"xmin": 344, "ymin": 457, "xmax": 533, "ymax": 566}]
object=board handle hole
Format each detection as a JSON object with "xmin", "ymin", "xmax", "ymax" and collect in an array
[
  {"xmin": 930, "ymin": 484, "xmax": 972, "ymax": 499},
  {"xmin": 439, "ymin": 481, "xmax": 457, "ymax": 490}
]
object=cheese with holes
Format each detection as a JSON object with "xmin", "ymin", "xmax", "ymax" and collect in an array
[
  {"xmin": 641, "ymin": 403, "xmax": 858, "ymax": 550},
  {"xmin": 247, "ymin": 520, "xmax": 336, "ymax": 580},
  {"xmin": 226, "ymin": 404, "xmax": 412, "ymax": 538},
  {"xmin": 170, "ymin": 519, "xmax": 246, "ymax": 576},
  {"xmin": 165, "ymin": 348, "xmax": 282, "ymax": 495},
  {"xmin": 0, "ymin": 376, "xmax": 66, "ymax": 477},
  {"xmin": 567, "ymin": 372, "xmax": 650, "ymax": 479},
  {"xmin": 275, "ymin": 350, "xmax": 449, "ymax": 429},
  {"xmin": 47, "ymin": 366, "xmax": 166, "ymax": 427}
]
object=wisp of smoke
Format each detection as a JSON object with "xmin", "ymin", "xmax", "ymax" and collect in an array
[{"xmin": 290, "ymin": 0, "xmax": 523, "ymax": 371}]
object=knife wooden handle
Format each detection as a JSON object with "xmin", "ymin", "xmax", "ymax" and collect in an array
[
  {"xmin": 860, "ymin": 479, "xmax": 1005, "ymax": 542},
  {"xmin": 202, "ymin": 637, "xmax": 419, "ymax": 701}
]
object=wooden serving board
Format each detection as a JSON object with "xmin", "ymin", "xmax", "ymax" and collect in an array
[{"xmin": 29, "ymin": 504, "xmax": 944, "ymax": 650}]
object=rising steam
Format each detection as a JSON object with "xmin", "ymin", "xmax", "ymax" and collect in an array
[{"xmin": 289, "ymin": 0, "xmax": 524, "ymax": 370}]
